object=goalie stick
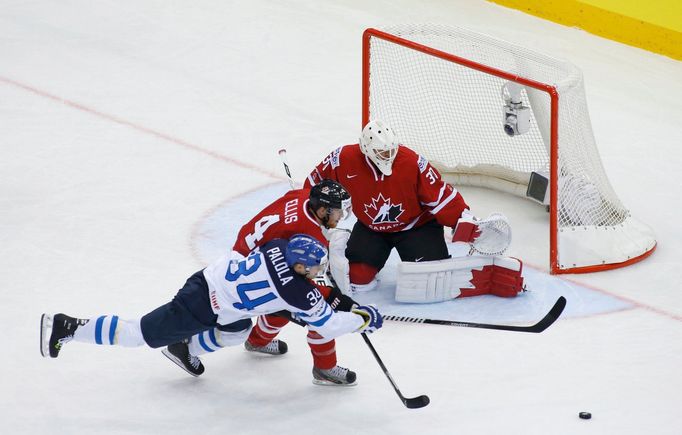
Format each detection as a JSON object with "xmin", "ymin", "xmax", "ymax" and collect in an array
[
  {"xmin": 383, "ymin": 296, "xmax": 566, "ymax": 333},
  {"xmin": 362, "ymin": 333, "xmax": 430, "ymax": 409}
]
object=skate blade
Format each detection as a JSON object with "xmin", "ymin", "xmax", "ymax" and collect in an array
[
  {"xmin": 312, "ymin": 378, "xmax": 357, "ymax": 387},
  {"xmin": 39, "ymin": 313, "xmax": 53, "ymax": 358},
  {"xmin": 161, "ymin": 348, "xmax": 201, "ymax": 377}
]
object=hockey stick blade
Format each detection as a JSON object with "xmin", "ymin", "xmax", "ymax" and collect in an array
[
  {"xmin": 362, "ymin": 333, "xmax": 430, "ymax": 409},
  {"xmin": 404, "ymin": 395, "xmax": 430, "ymax": 409},
  {"xmin": 384, "ymin": 296, "xmax": 566, "ymax": 333}
]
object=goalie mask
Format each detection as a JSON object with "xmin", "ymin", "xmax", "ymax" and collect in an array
[
  {"xmin": 309, "ymin": 179, "xmax": 352, "ymax": 227},
  {"xmin": 359, "ymin": 120, "xmax": 399, "ymax": 176}
]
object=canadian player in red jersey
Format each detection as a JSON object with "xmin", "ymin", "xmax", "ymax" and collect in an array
[
  {"xmin": 232, "ymin": 183, "xmax": 346, "ymax": 256},
  {"xmin": 304, "ymin": 120, "xmax": 524, "ymax": 300},
  {"xmin": 234, "ymin": 180, "xmax": 361, "ymax": 385}
]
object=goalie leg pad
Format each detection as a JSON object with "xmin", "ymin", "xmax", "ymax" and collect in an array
[
  {"xmin": 396, "ymin": 256, "xmax": 524, "ymax": 302},
  {"xmin": 460, "ymin": 256, "xmax": 524, "ymax": 298},
  {"xmin": 491, "ymin": 256, "xmax": 524, "ymax": 297},
  {"xmin": 396, "ymin": 257, "xmax": 495, "ymax": 303}
]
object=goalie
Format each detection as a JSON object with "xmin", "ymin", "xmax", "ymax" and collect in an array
[{"xmin": 304, "ymin": 120, "xmax": 524, "ymax": 303}]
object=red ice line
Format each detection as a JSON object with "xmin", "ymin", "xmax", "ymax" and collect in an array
[
  {"xmin": 0, "ymin": 75, "xmax": 286, "ymax": 181},
  {"xmin": 524, "ymin": 262, "xmax": 682, "ymax": 323},
  {"xmin": 3, "ymin": 75, "xmax": 680, "ymax": 323}
]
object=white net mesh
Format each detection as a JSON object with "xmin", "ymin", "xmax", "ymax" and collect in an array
[{"xmin": 365, "ymin": 24, "xmax": 655, "ymax": 271}]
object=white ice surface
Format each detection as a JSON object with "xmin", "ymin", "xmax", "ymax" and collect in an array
[{"xmin": 2, "ymin": 1, "xmax": 681, "ymax": 434}]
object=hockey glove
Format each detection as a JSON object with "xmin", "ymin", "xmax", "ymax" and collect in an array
[
  {"xmin": 452, "ymin": 209, "xmax": 481, "ymax": 243},
  {"xmin": 352, "ymin": 305, "xmax": 383, "ymax": 334},
  {"xmin": 325, "ymin": 285, "xmax": 358, "ymax": 312}
]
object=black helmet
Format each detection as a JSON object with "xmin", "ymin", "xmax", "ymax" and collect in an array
[{"xmin": 309, "ymin": 179, "xmax": 351, "ymax": 211}]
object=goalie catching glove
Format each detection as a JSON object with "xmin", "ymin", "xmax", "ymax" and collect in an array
[
  {"xmin": 352, "ymin": 305, "xmax": 383, "ymax": 334},
  {"xmin": 452, "ymin": 209, "xmax": 481, "ymax": 243},
  {"xmin": 453, "ymin": 210, "xmax": 512, "ymax": 256}
]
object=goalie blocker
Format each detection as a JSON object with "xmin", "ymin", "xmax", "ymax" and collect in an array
[{"xmin": 395, "ymin": 255, "xmax": 524, "ymax": 303}]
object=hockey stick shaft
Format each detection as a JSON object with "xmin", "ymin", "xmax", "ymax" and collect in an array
[
  {"xmin": 278, "ymin": 148, "xmax": 295, "ymax": 190},
  {"xmin": 384, "ymin": 296, "xmax": 566, "ymax": 333},
  {"xmin": 361, "ymin": 333, "xmax": 430, "ymax": 409}
]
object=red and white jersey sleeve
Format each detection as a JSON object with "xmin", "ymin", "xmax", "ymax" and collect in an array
[
  {"xmin": 304, "ymin": 144, "xmax": 468, "ymax": 232},
  {"xmin": 232, "ymin": 189, "xmax": 326, "ymax": 256},
  {"xmin": 413, "ymin": 152, "xmax": 469, "ymax": 228}
]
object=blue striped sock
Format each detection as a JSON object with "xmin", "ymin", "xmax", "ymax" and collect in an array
[{"xmin": 73, "ymin": 315, "xmax": 119, "ymax": 345}]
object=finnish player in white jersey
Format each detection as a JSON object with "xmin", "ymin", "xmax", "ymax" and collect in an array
[{"xmin": 40, "ymin": 235, "xmax": 383, "ymax": 378}]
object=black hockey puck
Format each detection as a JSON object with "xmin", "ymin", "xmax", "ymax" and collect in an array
[{"xmin": 579, "ymin": 412, "xmax": 592, "ymax": 420}]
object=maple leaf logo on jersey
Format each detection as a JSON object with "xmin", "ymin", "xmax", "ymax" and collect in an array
[{"xmin": 364, "ymin": 193, "xmax": 404, "ymax": 224}]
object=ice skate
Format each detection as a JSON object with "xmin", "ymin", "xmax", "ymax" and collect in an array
[
  {"xmin": 244, "ymin": 339, "xmax": 288, "ymax": 355},
  {"xmin": 40, "ymin": 313, "xmax": 88, "ymax": 358},
  {"xmin": 162, "ymin": 341, "xmax": 205, "ymax": 377},
  {"xmin": 312, "ymin": 365, "xmax": 357, "ymax": 386}
]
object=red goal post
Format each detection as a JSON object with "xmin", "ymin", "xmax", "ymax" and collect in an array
[{"xmin": 362, "ymin": 25, "xmax": 656, "ymax": 274}]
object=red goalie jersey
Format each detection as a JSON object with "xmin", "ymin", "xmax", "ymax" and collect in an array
[
  {"xmin": 232, "ymin": 188, "xmax": 326, "ymax": 256},
  {"xmin": 304, "ymin": 144, "xmax": 468, "ymax": 232}
]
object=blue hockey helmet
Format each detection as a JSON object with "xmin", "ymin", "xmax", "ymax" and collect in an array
[{"xmin": 285, "ymin": 234, "xmax": 328, "ymax": 271}]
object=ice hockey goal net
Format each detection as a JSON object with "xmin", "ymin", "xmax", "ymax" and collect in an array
[{"xmin": 362, "ymin": 24, "xmax": 655, "ymax": 274}]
